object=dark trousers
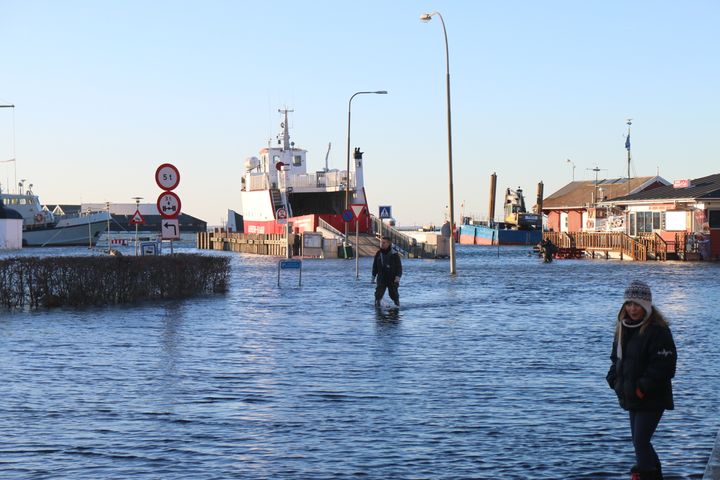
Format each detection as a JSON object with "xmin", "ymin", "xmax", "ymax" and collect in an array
[
  {"xmin": 629, "ymin": 409, "xmax": 664, "ymax": 470},
  {"xmin": 375, "ymin": 283, "xmax": 399, "ymax": 305}
]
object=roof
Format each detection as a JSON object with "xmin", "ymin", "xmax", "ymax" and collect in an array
[
  {"xmin": 606, "ymin": 173, "xmax": 720, "ymax": 204},
  {"xmin": 543, "ymin": 176, "xmax": 667, "ymax": 209}
]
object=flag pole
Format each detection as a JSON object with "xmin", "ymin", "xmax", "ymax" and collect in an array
[{"xmin": 625, "ymin": 119, "xmax": 632, "ymax": 195}]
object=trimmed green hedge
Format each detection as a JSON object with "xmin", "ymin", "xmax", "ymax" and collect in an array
[{"xmin": 0, "ymin": 254, "xmax": 230, "ymax": 310}]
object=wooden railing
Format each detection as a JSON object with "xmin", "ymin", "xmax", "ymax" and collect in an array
[
  {"xmin": 197, "ymin": 231, "xmax": 290, "ymax": 256},
  {"xmin": 543, "ymin": 232, "xmax": 647, "ymax": 261},
  {"xmin": 637, "ymin": 233, "xmax": 668, "ymax": 261}
]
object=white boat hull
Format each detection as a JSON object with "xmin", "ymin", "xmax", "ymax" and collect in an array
[{"xmin": 23, "ymin": 213, "xmax": 110, "ymax": 247}]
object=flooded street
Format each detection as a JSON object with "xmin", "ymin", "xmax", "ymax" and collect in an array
[{"xmin": 1, "ymin": 246, "xmax": 718, "ymax": 479}]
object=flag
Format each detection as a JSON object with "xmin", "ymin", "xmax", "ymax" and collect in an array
[{"xmin": 625, "ymin": 134, "xmax": 631, "ymax": 151}]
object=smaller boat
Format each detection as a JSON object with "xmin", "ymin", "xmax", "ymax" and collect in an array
[
  {"xmin": 1, "ymin": 184, "xmax": 110, "ymax": 246},
  {"xmin": 459, "ymin": 186, "xmax": 542, "ymax": 246}
]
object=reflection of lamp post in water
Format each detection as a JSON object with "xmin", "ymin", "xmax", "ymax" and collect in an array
[{"xmin": 132, "ymin": 197, "xmax": 143, "ymax": 256}]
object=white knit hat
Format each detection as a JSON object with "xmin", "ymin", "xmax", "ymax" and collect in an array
[{"xmin": 623, "ymin": 280, "xmax": 653, "ymax": 317}]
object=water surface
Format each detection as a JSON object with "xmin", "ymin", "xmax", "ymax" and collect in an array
[{"xmin": 1, "ymin": 246, "xmax": 718, "ymax": 479}]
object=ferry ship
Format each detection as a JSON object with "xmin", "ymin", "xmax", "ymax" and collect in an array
[
  {"xmin": 1, "ymin": 185, "xmax": 110, "ymax": 246},
  {"xmin": 239, "ymin": 109, "xmax": 370, "ymax": 235}
]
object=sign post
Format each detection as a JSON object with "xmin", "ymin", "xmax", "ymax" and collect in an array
[
  {"xmin": 378, "ymin": 205, "xmax": 392, "ymax": 219},
  {"xmin": 350, "ymin": 204, "xmax": 366, "ymax": 279},
  {"xmin": 130, "ymin": 197, "xmax": 144, "ymax": 256},
  {"xmin": 277, "ymin": 258, "xmax": 302, "ymax": 287},
  {"xmin": 155, "ymin": 163, "xmax": 181, "ymax": 254}
]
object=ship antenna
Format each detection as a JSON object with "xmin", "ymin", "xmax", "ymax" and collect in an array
[{"xmin": 625, "ymin": 118, "xmax": 632, "ymax": 195}]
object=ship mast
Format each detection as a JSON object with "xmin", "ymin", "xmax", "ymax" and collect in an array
[{"xmin": 278, "ymin": 108, "xmax": 293, "ymax": 150}]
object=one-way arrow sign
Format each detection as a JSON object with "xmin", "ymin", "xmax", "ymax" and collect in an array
[{"xmin": 161, "ymin": 218, "xmax": 180, "ymax": 239}]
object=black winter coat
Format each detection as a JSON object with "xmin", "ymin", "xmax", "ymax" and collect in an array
[
  {"xmin": 372, "ymin": 249, "xmax": 402, "ymax": 285},
  {"xmin": 606, "ymin": 319, "xmax": 676, "ymax": 411}
]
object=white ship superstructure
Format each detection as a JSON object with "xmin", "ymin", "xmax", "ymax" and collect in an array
[{"xmin": 239, "ymin": 109, "xmax": 369, "ymax": 234}]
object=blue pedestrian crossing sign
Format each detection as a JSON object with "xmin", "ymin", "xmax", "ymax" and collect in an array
[{"xmin": 379, "ymin": 205, "xmax": 392, "ymax": 219}]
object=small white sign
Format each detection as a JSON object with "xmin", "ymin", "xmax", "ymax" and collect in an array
[{"xmin": 161, "ymin": 219, "xmax": 180, "ymax": 239}]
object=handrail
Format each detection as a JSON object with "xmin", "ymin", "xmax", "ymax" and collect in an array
[
  {"xmin": 370, "ymin": 216, "xmax": 415, "ymax": 256},
  {"xmin": 318, "ymin": 218, "xmax": 345, "ymax": 241}
]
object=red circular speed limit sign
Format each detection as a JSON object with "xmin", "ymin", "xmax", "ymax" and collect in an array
[
  {"xmin": 157, "ymin": 191, "xmax": 182, "ymax": 219},
  {"xmin": 155, "ymin": 163, "xmax": 180, "ymax": 191}
]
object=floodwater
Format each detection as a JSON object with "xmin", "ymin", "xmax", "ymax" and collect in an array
[{"xmin": 1, "ymin": 245, "xmax": 718, "ymax": 479}]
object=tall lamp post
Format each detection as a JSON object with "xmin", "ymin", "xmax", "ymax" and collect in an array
[
  {"xmin": 345, "ymin": 90, "xmax": 387, "ymax": 247},
  {"xmin": 421, "ymin": 11, "xmax": 456, "ymax": 275},
  {"xmin": 132, "ymin": 196, "xmax": 143, "ymax": 256}
]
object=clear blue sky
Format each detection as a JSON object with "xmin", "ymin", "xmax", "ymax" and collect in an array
[{"xmin": 2, "ymin": 1, "xmax": 719, "ymax": 226}]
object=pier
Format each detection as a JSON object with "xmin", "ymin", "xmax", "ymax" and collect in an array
[
  {"xmin": 198, "ymin": 216, "xmax": 448, "ymax": 259},
  {"xmin": 543, "ymin": 231, "xmax": 691, "ymax": 261}
]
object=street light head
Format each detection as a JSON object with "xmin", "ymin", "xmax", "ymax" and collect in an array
[
  {"xmin": 375, "ymin": 90, "xmax": 388, "ymax": 95},
  {"xmin": 420, "ymin": 13, "xmax": 433, "ymax": 22}
]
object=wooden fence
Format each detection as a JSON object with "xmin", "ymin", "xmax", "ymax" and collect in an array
[
  {"xmin": 543, "ymin": 231, "xmax": 689, "ymax": 261},
  {"xmin": 197, "ymin": 231, "xmax": 290, "ymax": 256}
]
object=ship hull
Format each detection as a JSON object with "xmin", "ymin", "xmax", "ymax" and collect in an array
[
  {"xmin": 23, "ymin": 217, "xmax": 109, "ymax": 247},
  {"xmin": 459, "ymin": 224, "xmax": 541, "ymax": 246}
]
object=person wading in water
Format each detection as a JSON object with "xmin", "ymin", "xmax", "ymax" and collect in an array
[
  {"xmin": 371, "ymin": 236, "xmax": 402, "ymax": 307},
  {"xmin": 606, "ymin": 280, "xmax": 676, "ymax": 480}
]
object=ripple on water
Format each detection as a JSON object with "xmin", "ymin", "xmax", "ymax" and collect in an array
[{"xmin": 0, "ymin": 246, "xmax": 718, "ymax": 479}]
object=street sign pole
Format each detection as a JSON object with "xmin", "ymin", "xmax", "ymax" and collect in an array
[{"xmin": 355, "ymin": 217, "xmax": 359, "ymax": 279}]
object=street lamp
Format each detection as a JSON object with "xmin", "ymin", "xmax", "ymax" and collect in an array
[
  {"xmin": 345, "ymin": 90, "xmax": 387, "ymax": 245},
  {"xmin": 566, "ymin": 158, "xmax": 575, "ymax": 181},
  {"xmin": 421, "ymin": 11, "xmax": 456, "ymax": 275}
]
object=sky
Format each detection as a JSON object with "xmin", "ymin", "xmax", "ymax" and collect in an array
[{"xmin": 1, "ymin": 1, "xmax": 719, "ymax": 227}]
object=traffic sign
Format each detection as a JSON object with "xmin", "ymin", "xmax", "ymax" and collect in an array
[
  {"xmin": 276, "ymin": 207, "xmax": 288, "ymax": 225},
  {"xmin": 350, "ymin": 204, "xmax": 366, "ymax": 219},
  {"xmin": 155, "ymin": 163, "xmax": 180, "ymax": 190},
  {"xmin": 157, "ymin": 191, "xmax": 182, "ymax": 218},
  {"xmin": 279, "ymin": 259, "xmax": 302, "ymax": 269},
  {"xmin": 161, "ymin": 218, "xmax": 180, "ymax": 239},
  {"xmin": 379, "ymin": 205, "xmax": 392, "ymax": 219},
  {"xmin": 342, "ymin": 209, "xmax": 353, "ymax": 222},
  {"xmin": 129, "ymin": 209, "xmax": 145, "ymax": 225}
]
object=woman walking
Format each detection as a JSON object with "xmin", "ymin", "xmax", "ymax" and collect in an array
[{"xmin": 606, "ymin": 280, "xmax": 676, "ymax": 480}]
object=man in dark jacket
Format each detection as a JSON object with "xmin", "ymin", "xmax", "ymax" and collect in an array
[
  {"xmin": 606, "ymin": 280, "xmax": 676, "ymax": 480},
  {"xmin": 372, "ymin": 236, "xmax": 402, "ymax": 307}
]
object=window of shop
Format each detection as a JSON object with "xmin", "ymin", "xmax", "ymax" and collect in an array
[{"xmin": 629, "ymin": 211, "xmax": 664, "ymax": 235}]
